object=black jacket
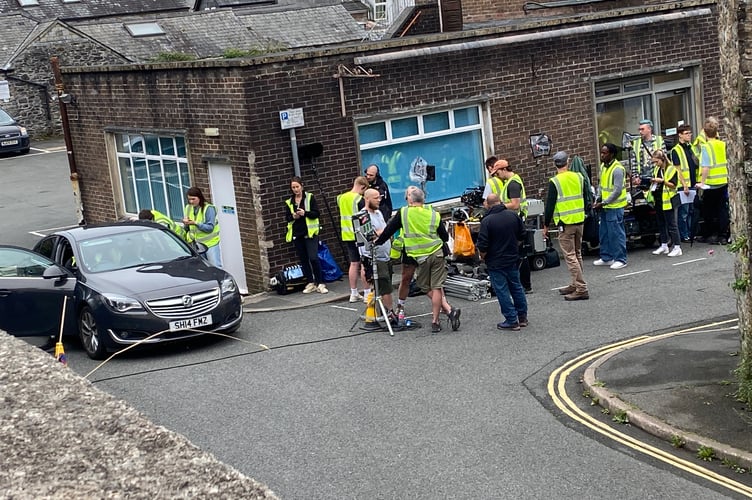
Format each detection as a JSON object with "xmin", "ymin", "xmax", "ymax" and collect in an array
[
  {"xmin": 369, "ymin": 174, "xmax": 393, "ymax": 221},
  {"xmin": 476, "ymin": 204, "xmax": 526, "ymax": 269}
]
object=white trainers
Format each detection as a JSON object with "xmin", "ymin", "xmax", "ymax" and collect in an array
[
  {"xmin": 302, "ymin": 283, "xmax": 317, "ymax": 294},
  {"xmin": 317, "ymin": 283, "xmax": 329, "ymax": 294},
  {"xmin": 593, "ymin": 259, "xmax": 614, "ymax": 266},
  {"xmin": 610, "ymin": 261, "xmax": 627, "ymax": 270},
  {"xmin": 652, "ymin": 246, "xmax": 669, "ymax": 255},
  {"xmin": 349, "ymin": 293, "xmax": 361, "ymax": 303},
  {"xmin": 667, "ymin": 247, "xmax": 683, "ymax": 257}
]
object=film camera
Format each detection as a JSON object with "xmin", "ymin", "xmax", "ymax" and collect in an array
[
  {"xmin": 351, "ymin": 210, "xmax": 375, "ymax": 247},
  {"xmin": 461, "ymin": 186, "xmax": 485, "ymax": 208}
]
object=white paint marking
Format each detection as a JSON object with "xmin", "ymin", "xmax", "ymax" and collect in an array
[
  {"xmin": 672, "ymin": 257, "xmax": 707, "ymax": 266},
  {"xmin": 331, "ymin": 305, "xmax": 358, "ymax": 311},
  {"xmin": 614, "ymin": 269, "xmax": 651, "ymax": 277},
  {"xmin": 29, "ymin": 224, "xmax": 79, "ymax": 237}
]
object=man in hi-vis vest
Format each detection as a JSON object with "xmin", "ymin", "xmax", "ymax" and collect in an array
[
  {"xmin": 695, "ymin": 117, "xmax": 729, "ymax": 244},
  {"xmin": 337, "ymin": 176, "xmax": 368, "ymax": 302}
]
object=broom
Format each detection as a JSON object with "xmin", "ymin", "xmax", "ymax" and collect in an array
[{"xmin": 54, "ymin": 296, "xmax": 68, "ymax": 365}]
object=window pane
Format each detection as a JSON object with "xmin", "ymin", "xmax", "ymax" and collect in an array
[
  {"xmin": 133, "ymin": 157, "xmax": 151, "ymax": 209},
  {"xmin": 595, "ymin": 95, "xmax": 652, "ymax": 157},
  {"xmin": 453, "ymin": 107, "xmax": 480, "ymax": 127},
  {"xmin": 145, "ymin": 135, "xmax": 160, "ymax": 155},
  {"xmin": 391, "ymin": 117, "xmax": 418, "ymax": 139},
  {"xmin": 130, "ymin": 135, "xmax": 144, "ymax": 153},
  {"xmin": 164, "ymin": 160, "xmax": 185, "ymax": 220},
  {"xmin": 423, "ymin": 112, "xmax": 449, "ymax": 133},
  {"xmin": 119, "ymin": 157, "xmax": 137, "ymax": 213},
  {"xmin": 160, "ymin": 137, "xmax": 175, "ymax": 156},
  {"xmin": 623, "ymin": 81, "xmax": 650, "ymax": 93},
  {"xmin": 176, "ymin": 137, "xmax": 187, "ymax": 157},
  {"xmin": 359, "ymin": 130, "xmax": 484, "ymax": 209},
  {"xmin": 148, "ymin": 159, "xmax": 167, "ymax": 214},
  {"xmin": 116, "ymin": 134, "xmax": 130, "ymax": 153},
  {"xmin": 358, "ymin": 122, "xmax": 387, "ymax": 144}
]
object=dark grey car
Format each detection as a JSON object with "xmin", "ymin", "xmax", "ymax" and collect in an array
[
  {"xmin": 3, "ymin": 221, "xmax": 244, "ymax": 359},
  {"xmin": 0, "ymin": 108, "xmax": 30, "ymax": 155}
]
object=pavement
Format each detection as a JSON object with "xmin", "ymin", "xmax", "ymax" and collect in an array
[{"xmin": 244, "ymin": 273, "xmax": 752, "ymax": 471}]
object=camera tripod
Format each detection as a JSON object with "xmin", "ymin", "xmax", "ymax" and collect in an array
[{"xmin": 349, "ymin": 239, "xmax": 395, "ymax": 336}]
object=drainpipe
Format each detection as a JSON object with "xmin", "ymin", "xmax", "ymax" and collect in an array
[
  {"xmin": 354, "ymin": 8, "xmax": 711, "ymax": 64},
  {"xmin": 51, "ymin": 56, "xmax": 84, "ymax": 225}
]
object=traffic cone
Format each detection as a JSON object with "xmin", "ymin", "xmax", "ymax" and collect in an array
[{"xmin": 363, "ymin": 291, "xmax": 376, "ymax": 323}]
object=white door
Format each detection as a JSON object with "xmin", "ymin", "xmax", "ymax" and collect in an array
[{"xmin": 207, "ymin": 162, "xmax": 248, "ymax": 294}]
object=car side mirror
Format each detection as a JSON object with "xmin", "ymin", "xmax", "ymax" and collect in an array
[
  {"xmin": 43, "ymin": 264, "xmax": 71, "ymax": 282},
  {"xmin": 191, "ymin": 241, "xmax": 208, "ymax": 255}
]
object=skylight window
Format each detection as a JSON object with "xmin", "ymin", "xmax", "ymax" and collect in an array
[
  {"xmin": 124, "ymin": 22, "xmax": 165, "ymax": 37},
  {"xmin": 62, "ymin": 0, "xmax": 82, "ymax": 3},
  {"xmin": 17, "ymin": 0, "xmax": 40, "ymax": 6}
]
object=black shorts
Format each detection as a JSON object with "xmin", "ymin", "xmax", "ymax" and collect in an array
[
  {"xmin": 401, "ymin": 250, "xmax": 418, "ymax": 267},
  {"xmin": 345, "ymin": 241, "xmax": 361, "ymax": 263}
]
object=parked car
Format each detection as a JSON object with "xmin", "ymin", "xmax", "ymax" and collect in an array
[
  {"xmin": 0, "ymin": 221, "xmax": 243, "ymax": 359},
  {"xmin": 0, "ymin": 108, "xmax": 30, "ymax": 155}
]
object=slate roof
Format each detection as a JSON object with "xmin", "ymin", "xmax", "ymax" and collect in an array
[
  {"xmin": 194, "ymin": 0, "xmax": 342, "ymax": 13},
  {"xmin": 0, "ymin": 0, "xmax": 192, "ymax": 21},
  {"xmin": 240, "ymin": 5, "xmax": 366, "ymax": 48},
  {"xmin": 71, "ymin": 10, "xmax": 264, "ymax": 61},
  {"xmin": 0, "ymin": 12, "xmax": 39, "ymax": 68}
]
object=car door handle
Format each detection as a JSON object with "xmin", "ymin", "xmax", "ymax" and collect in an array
[{"xmin": 0, "ymin": 289, "xmax": 10, "ymax": 297}]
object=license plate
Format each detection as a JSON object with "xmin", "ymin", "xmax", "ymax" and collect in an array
[
  {"xmin": 1, "ymin": 139, "xmax": 19, "ymax": 146},
  {"xmin": 169, "ymin": 314, "xmax": 212, "ymax": 331}
]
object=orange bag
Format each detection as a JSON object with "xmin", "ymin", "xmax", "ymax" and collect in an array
[{"xmin": 453, "ymin": 222, "xmax": 475, "ymax": 258}]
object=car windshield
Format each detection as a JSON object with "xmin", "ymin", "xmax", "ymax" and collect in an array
[
  {"xmin": 77, "ymin": 227, "xmax": 193, "ymax": 273},
  {"xmin": 0, "ymin": 109, "xmax": 15, "ymax": 126}
]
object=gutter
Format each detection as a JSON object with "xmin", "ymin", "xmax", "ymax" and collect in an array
[{"xmin": 354, "ymin": 8, "xmax": 711, "ymax": 65}]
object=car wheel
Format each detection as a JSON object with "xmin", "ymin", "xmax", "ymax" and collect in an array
[
  {"xmin": 20, "ymin": 147, "xmax": 30, "ymax": 155},
  {"xmin": 78, "ymin": 305, "xmax": 107, "ymax": 360},
  {"xmin": 531, "ymin": 255, "xmax": 546, "ymax": 271}
]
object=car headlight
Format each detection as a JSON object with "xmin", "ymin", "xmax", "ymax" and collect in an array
[
  {"xmin": 19, "ymin": 127, "xmax": 28, "ymax": 136},
  {"xmin": 221, "ymin": 276, "xmax": 237, "ymax": 295},
  {"xmin": 102, "ymin": 293, "xmax": 144, "ymax": 312}
]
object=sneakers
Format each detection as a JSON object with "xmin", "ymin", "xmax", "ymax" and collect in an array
[
  {"xmin": 593, "ymin": 259, "xmax": 614, "ymax": 266},
  {"xmin": 349, "ymin": 293, "xmax": 361, "ymax": 303},
  {"xmin": 302, "ymin": 283, "xmax": 316, "ymax": 294},
  {"xmin": 652, "ymin": 245, "xmax": 669, "ymax": 255},
  {"xmin": 497, "ymin": 321, "xmax": 520, "ymax": 331},
  {"xmin": 448, "ymin": 308, "xmax": 461, "ymax": 331},
  {"xmin": 609, "ymin": 261, "xmax": 627, "ymax": 270},
  {"xmin": 558, "ymin": 285, "xmax": 576, "ymax": 295},
  {"xmin": 667, "ymin": 247, "xmax": 682, "ymax": 258},
  {"xmin": 564, "ymin": 290, "xmax": 589, "ymax": 301},
  {"xmin": 524, "ymin": 287, "xmax": 533, "ymax": 294},
  {"xmin": 518, "ymin": 315, "xmax": 529, "ymax": 327},
  {"xmin": 431, "ymin": 322, "xmax": 442, "ymax": 333},
  {"xmin": 317, "ymin": 283, "xmax": 329, "ymax": 294}
]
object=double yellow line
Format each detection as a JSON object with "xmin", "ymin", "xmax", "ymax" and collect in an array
[{"xmin": 548, "ymin": 319, "xmax": 752, "ymax": 497}]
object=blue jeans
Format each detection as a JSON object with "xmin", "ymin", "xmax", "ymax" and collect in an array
[
  {"xmin": 204, "ymin": 243, "xmax": 223, "ymax": 268},
  {"xmin": 677, "ymin": 197, "xmax": 694, "ymax": 240},
  {"xmin": 598, "ymin": 207, "xmax": 626, "ymax": 264},
  {"xmin": 488, "ymin": 266, "xmax": 527, "ymax": 324}
]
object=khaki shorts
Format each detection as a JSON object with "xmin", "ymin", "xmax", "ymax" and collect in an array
[{"xmin": 415, "ymin": 249, "xmax": 446, "ymax": 293}]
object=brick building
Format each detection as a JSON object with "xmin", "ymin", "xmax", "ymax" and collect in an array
[{"xmin": 58, "ymin": 0, "xmax": 721, "ymax": 293}]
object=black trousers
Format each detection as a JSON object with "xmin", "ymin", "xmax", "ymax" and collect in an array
[
  {"xmin": 292, "ymin": 235, "xmax": 323, "ymax": 284},
  {"xmin": 700, "ymin": 186, "xmax": 729, "ymax": 238}
]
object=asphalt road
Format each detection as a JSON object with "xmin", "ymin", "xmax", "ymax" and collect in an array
[{"xmin": 6, "ymin": 145, "xmax": 743, "ymax": 498}]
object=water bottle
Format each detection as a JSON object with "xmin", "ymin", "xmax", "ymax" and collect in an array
[{"xmin": 397, "ymin": 306, "xmax": 405, "ymax": 327}]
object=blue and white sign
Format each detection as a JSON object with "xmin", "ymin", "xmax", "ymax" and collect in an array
[{"xmin": 279, "ymin": 108, "xmax": 305, "ymax": 130}]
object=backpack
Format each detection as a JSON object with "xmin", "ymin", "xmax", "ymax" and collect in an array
[{"xmin": 271, "ymin": 264, "xmax": 308, "ymax": 295}]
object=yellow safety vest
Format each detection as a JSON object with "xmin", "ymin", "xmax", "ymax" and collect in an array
[
  {"xmin": 285, "ymin": 192, "xmax": 320, "ymax": 243},
  {"xmin": 701, "ymin": 138, "xmax": 728, "ymax": 186},
  {"xmin": 671, "ymin": 143, "xmax": 695, "ymax": 188},
  {"xmin": 150, "ymin": 210, "xmax": 186, "ymax": 239},
  {"xmin": 692, "ymin": 132, "xmax": 708, "ymax": 160},
  {"xmin": 500, "ymin": 174, "xmax": 528, "ymax": 218},
  {"xmin": 550, "ymin": 171, "xmax": 585, "ymax": 225},
  {"xmin": 633, "ymin": 135, "xmax": 665, "ymax": 166},
  {"xmin": 390, "ymin": 234, "xmax": 403, "ymax": 260},
  {"xmin": 337, "ymin": 191, "xmax": 361, "ymax": 241},
  {"xmin": 183, "ymin": 203, "xmax": 220, "ymax": 247},
  {"xmin": 486, "ymin": 177, "xmax": 503, "ymax": 196},
  {"xmin": 600, "ymin": 159, "xmax": 627, "ymax": 209},
  {"xmin": 653, "ymin": 164, "xmax": 678, "ymax": 211},
  {"xmin": 401, "ymin": 206, "xmax": 442, "ymax": 259}
]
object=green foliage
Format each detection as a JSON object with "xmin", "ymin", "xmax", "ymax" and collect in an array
[
  {"xmin": 721, "ymin": 458, "xmax": 747, "ymax": 473},
  {"xmin": 697, "ymin": 446, "xmax": 716, "ymax": 461},
  {"xmin": 727, "ymin": 235, "xmax": 748, "ymax": 253},
  {"xmin": 731, "ymin": 276, "xmax": 750, "ymax": 292},
  {"xmin": 151, "ymin": 52, "xmax": 196, "ymax": 62},
  {"xmin": 600, "ymin": 407, "xmax": 610, "ymax": 415},
  {"xmin": 582, "ymin": 390, "xmax": 591, "ymax": 398},
  {"xmin": 592, "ymin": 380, "xmax": 606, "ymax": 387},
  {"xmin": 221, "ymin": 42, "xmax": 289, "ymax": 59},
  {"xmin": 735, "ymin": 357, "xmax": 752, "ymax": 407},
  {"xmin": 670, "ymin": 435, "xmax": 685, "ymax": 448},
  {"xmin": 612, "ymin": 410, "xmax": 629, "ymax": 424},
  {"xmin": 590, "ymin": 397, "xmax": 600, "ymax": 406}
]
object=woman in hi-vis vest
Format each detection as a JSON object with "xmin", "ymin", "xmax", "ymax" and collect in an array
[
  {"xmin": 183, "ymin": 186, "xmax": 222, "ymax": 268},
  {"xmin": 284, "ymin": 177, "xmax": 328, "ymax": 294}
]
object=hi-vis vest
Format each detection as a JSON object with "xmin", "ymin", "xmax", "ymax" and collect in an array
[
  {"xmin": 600, "ymin": 159, "xmax": 627, "ymax": 209},
  {"xmin": 633, "ymin": 135, "xmax": 665, "ymax": 168},
  {"xmin": 671, "ymin": 143, "xmax": 696, "ymax": 188},
  {"xmin": 183, "ymin": 203, "xmax": 220, "ymax": 247},
  {"xmin": 701, "ymin": 138, "xmax": 728, "ymax": 186},
  {"xmin": 151, "ymin": 210, "xmax": 185, "ymax": 239},
  {"xmin": 550, "ymin": 171, "xmax": 585, "ymax": 225},
  {"xmin": 486, "ymin": 176, "xmax": 503, "ymax": 196},
  {"xmin": 692, "ymin": 132, "xmax": 708, "ymax": 160},
  {"xmin": 390, "ymin": 234, "xmax": 404, "ymax": 260},
  {"xmin": 337, "ymin": 191, "xmax": 361, "ymax": 241},
  {"xmin": 401, "ymin": 205, "xmax": 442, "ymax": 259},
  {"xmin": 653, "ymin": 164, "xmax": 679, "ymax": 211},
  {"xmin": 285, "ymin": 192, "xmax": 320, "ymax": 243},
  {"xmin": 500, "ymin": 174, "xmax": 528, "ymax": 218}
]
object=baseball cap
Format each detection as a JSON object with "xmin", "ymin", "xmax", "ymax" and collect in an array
[{"xmin": 552, "ymin": 151, "xmax": 568, "ymax": 167}]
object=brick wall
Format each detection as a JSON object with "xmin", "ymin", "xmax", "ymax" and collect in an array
[
  {"xmin": 62, "ymin": 10, "xmax": 721, "ymax": 292},
  {"xmin": 460, "ymin": 0, "xmax": 678, "ymax": 23}
]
